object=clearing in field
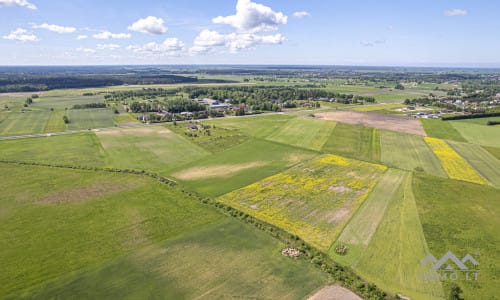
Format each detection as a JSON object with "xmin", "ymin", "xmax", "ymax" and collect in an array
[
  {"xmin": 420, "ymin": 119, "xmax": 466, "ymax": 142},
  {"xmin": 315, "ymin": 111, "xmax": 426, "ymax": 136},
  {"xmin": 413, "ymin": 174, "xmax": 499, "ymax": 299},
  {"xmin": 379, "ymin": 130, "xmax": 446, "ymax": 177},
  {"xmin": 321, "ymin": 122, "xmax": 380, "ymax": 162},
  {"xmin": 170, "ymin": 139, "xmax": 317, "ymax": 196},
  {"xmin": 307, "ymin": 285, "xmax": 362, "ymax": 300},
  {"xmin": 266, "ymin": 116, "xmax": 337, "ymax": 151},
  {"xmin": 67, "ymin": 108, "xmax": 115, "ymax": 130},
  {"xmin": 424, "ymin": 137, "xmax": 488, "ymax": 185},
  {"xmin": 18, "ymin": 219, "xmax": 329, "ymax": 300},
  {"xmin": 448, "ymin": 141, "xmax": 500, "ymax": 188},
  {"xmin": 449, "ymin": 121, "xmax": 500, "ymax": 148},
  {"xmin": 218, "ymin": 154, "xmax": 387, "ymax": 250},
  {"xmin": 96, "ymin": 126, "xmax": 210, "ymax": 174}
]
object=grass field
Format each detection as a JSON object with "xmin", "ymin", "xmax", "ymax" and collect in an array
[
  {"xmin": 112, "ymin": 113, "xmax": 139, "ymax": 125},
  {"xmin": 170, "ymin": 139, "xmax": 317, "ymax": 196},
  {"xmin": 17, "ymin": 219, "xmax": 329, "ymax": 300},
  {"xmin": 449, "ymin": 116, "xmax": 500, "ymax": 126},
  {"xmin": 352, "ymin": 103, "xmax": 405, "ymax": 112},
  {"xmin": 0, "ymin": 163, "xmax": 222, "ymax": 298},
  {"xmin": 449, "ymin": 122, "xmax": 500, "ymax": 148},
  {"xmin": 483, "ymin": 145, "xmax": 500, "ymax": 160},
  {"xmin": 0, "ymin": 133, "xmax": 108, "ymax": 167},
  {"xmin": 67, "ymin": 108, "xmax": 115, "ymax": 130},
  {"xmin": 266, "ymin": 116, "xmax": 337, "ymax": 151},
  {"xmin": 0, "ymin": 111, "xmax": 50, "ymax": 136},
  {"xmin": 218, "ymin": 154, "xmax": 387, "ymax": 250},
  {"xmin": 448, "ymin": 141, "xmax": 500, "ymax": 188},
  {"xmin": 34, "ymin": 95, "xmax": 105, "ymax": 110},
  {"xmin": 420, "ymin": 119, "xmax": 466, "ymax": 142},
  {"xmin": 353, "ymin": 174, "xmax": 445, "ymax": 300},
  {"xmin": 379, "ymin": 130, "xmax": 447, "ymax": 177},
  {"xmin": 322, "ymin": 122, "xmax": 381, "ymax": 162},
  {"xmin": 43, "ymin": 110, "xmax": 67, "ymax": 133},
  {"xmin": 413, "ymin": 174, "xmax": 500, "ymax": 299},
  {"xmin": 96, "ymin": 127, "xmax": 210, "ymax": 174},
  {"xmin": 204, "ymin": 114, "xmax": 294, "ymax": 138}
]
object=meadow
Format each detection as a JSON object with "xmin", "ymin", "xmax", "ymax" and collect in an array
[
  {"xmin": 67, "ymin": 108, "xmax": 115, "ymax": 130},
  {"xmin": 420, "ymin": 119, "xmax": 466, "ymax": 142},
  {"xmin": 449, "ymin": 121, "xmax": 500, "ymax": 147}
]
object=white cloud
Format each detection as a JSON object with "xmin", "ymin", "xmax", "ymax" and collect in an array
[
  {"xmin": 3, "ymin": 28, "xmax": 38, "ymax": 42},
  {"xmin": 212, "ymin": 0, "xmax": 287, "ymax": 33},
  {"xmin": 128, "ymin": 16, "xmax": 167, "ymax": 34},
  {"xmin": 360, "ymin": 39, "xmax": 385, "ymax": 47},
  {"xmin": 127, "ymin": 38, "xmax": 184, "ymax": 55},
  {"xmin": 444, "ymin": 9, "xmax": 467, "ymax": 17},
  {"xmin": 360, "ymin": 41, "xmax": 374, "ymax": 47},
  {"xmin": 292, "ymin": 11, "xmax": 310, "ymax": 18},
  {"xmin": 33, "ymin": 23, "xmax": 76, "ymax": 34},
  {"xmin": 190, "ymin": 29, "xmax": 285, "ymax": 54},
  {"xmin": 76, "ymin": 35, "xmax": 88, "ymax": 40},
  {"xmin": 96, "ymin": 44, "xmax": 120, "ymax": 50},
  {"xmin": 93, "ymin": 31, "xmax": 131, "ymax": 39},
  {"xmin": 0, "ymin": 0, "xmax": 36, "ymax": 10},
  {"xmin": 76, "ymin": 47, "xmax": 96, "ymax": 54}
]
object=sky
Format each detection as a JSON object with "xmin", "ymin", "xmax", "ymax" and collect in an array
[{"xmin": 0, "ymin": 0, "xmax": 499, "ymax": 67}]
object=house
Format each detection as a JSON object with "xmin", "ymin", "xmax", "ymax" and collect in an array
[
  {"xmin": 187, "ymin": 124, "xmax": 198, "ymax": 130},
  {"xmin": 209, "ymin": 103, "xmax": 230, "ymax": 109}
]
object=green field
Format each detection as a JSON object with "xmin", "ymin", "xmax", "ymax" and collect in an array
[
  {"xmin": 0, "ymin": 111, "xmax": 50, "ymax": 136},
  {"xmin": 96, "ymin": 127, "xmax": 210, "ymax": 174},
  {"xmin": 0, "ymin": 163, "xmax": 222, "ymax": 298},
  {"xmin": 205, "ymin": 114, "xmax": 294, "ymax": 138},
  {"xmin": 449, "ymin": 122, "xmax": 500, "ymax": 147},
  {"xmin": 43, "ymin": 110, "xmax": 67, "ymax": 133},
  {"xmin": 322, "ymin": 122, "xmax": 381, "ymax": 162},
  {"xmin": 449, "ymin": 116, "xmax": 500, "ymax": 126},
  {"xmin": 483, "ymin": 145, "xmax": 500, "ymax": 160},
  {"xmin": 266, "ymin": 116, "xmax": 337, "ymax": 150},
  {"xmin": 0, "ymin": 133, "xmax": 108, "ymax": 167},
  {"xmin": 170, "ymin": 138, "xmax": 317, "ymax": 196},
  {"xmin": 18, "ymin": 219, "xmax": 329, "ymax": 300},
  {"xmin": 33, "ymin": 95, "xmax": 105, "ymax": 110},
  {"xmin": 420, "ymin": 119, "xmax": 466, "ymax": 142},
  {"xmin": 67, "ymin": 108, "xmax": 115, "ymax": 130},
  {"xmin": 413, "ymin": 174, "xmax": 499, "ymax": 299},
  {"xmin": 379, "ymin": 130, "xmax": 447, "ymax": 176},
  {"xmin": 448, "ymin": 141, "xmax": 500, "ymax": 188}
]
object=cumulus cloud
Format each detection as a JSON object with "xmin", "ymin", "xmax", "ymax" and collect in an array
[
  {"xmin": 212, "ymin": 0, "xmax": 287, "ymax": 33},
  {"xmin": 190, "ymin": 29, "xmax": 285, "ymax": 54},
  {"xmin": 3, "ymin": 28, "xmax": 38, "ymax": 42},
  {"xmin": 292, "ymin": 11, "xmax": 310, "ymax": 18},
  {"xmin": 96, "ymin": 43, "xmax": 120, "ymax": 50},
  {"xmin": 93, "ymin": 31, "xmax": 131, "ymax": 39},
  {"xmin": 76, "ymin": 35, "xmax": 88, "ymax": 40},
  {"xmin": 33, "ymin": 23, "xmax": 76, "ymax": 33},
  {"xmin": 0, "ymin": 0, "xmax": 36, "ymax": 10},
  {"xmin": 128, "ymin": 16, "xmax": 168, "ymax": 34},
  {"xmin": 127, "ymin": 38, "xmax": 185, "ymax": 55},
  {"xmin": 444, "ymin": 9, "xmax": 467, "ymax": 16}
]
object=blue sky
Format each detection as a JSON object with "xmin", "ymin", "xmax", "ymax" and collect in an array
[{"xmin": 0, "ymin": 0, "xmax": 498, "ymax": 66}]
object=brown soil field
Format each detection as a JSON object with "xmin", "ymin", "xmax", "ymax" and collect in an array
[
  {"xmin": 314, "ymin": 111, "xmax": 426, "ymax": 136},
  {"xmin": 38, "ymin": 182, "xmax": 130, "ymax": 205},
  {"xmin": 172, "ymin": 161, "xmax": 268, "ymax": 180},
  {"xmin": 307, "ymin": 285, "xmax": 362, "ymax": 300}
]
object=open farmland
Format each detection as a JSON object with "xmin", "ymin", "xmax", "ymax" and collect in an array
[
  {"xmin": 449, "ymin": 122, "xmax": 500, "ymax": 148},
  {"xmin": 67, "ymin": 108, "xmax": 115, "ymax": 130},
  {"xmin": 204, "ymin": 113, "xmax": 294, "ymax": 138},
  {"xmin": 420, "ymin": 119, "xmax": 466, "ymax": 142},
  {"xmin": 218, "ymin": 154, "xmax": 387, "ymax": 250},
  {"xmin": 315, "ymin": 111, "xmax": 426, "ymax": 136},
  {"xmin": 0, "ymin": 111, "xmax": 50, "ymax": 136}
]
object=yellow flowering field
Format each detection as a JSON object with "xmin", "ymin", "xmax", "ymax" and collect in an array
[
  {"xmin": 424, "ymin": 137, "xmax": 488, "ymax": 185},
  {"xmin": 217, "ymin": 154, "xmax": 387, "ymax": 250}
]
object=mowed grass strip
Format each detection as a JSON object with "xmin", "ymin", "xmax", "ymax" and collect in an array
[
  {"xmin": 424, "ymin": 137, "xmax": 488, "ymax": 185},
  {"xmin": 266, "ymin": 117, "xmax": 337, "ymax": 151},
  {"xmin": 352, "ymin": 103, "xmax": 405, "ymax": 112},
  {"xmin": 353, "ymin": 174, "xmax": 445, "ymax": 300},
  {"xmin": 0, "ymin": 163, "xmax": 222, "ymax": 298},
  {"xmin": 205, "ymin": 113, "xmax": 294, "ymax": 138},
  {"xmin": 380, "ymin": 130, "xmax": 446, "ymax": 177},
  {"xmin": 449, "ymin": 121, "xmax": 500, "ymax": 148},
  {"xmin": 0, "ymin": 111, "xmax": 50, "ymax": 136},
  {"xmin": 483, "ymin": 145, "xmax": 500, "ymax": 160},
  {"xmin": 420, "ymin": 119, "xmax": 466, "ymax": 142},
  {"xmin": 67, "ymin": 108, "xmax": 115, "ymax": 130},
  {"xmin": 0, "ymin": 132, "xmax": 108, "ymax": 167},
  {"xmin": 96, "ymin": 126, "xmax": 210, "ymax": 174},
  {"xmin": 43, "ymin": 110, "xmax": 67, "ymax": 133},
  {"xmin": 414, "ymin": 174, "xmax": 499, "ymax": 299},
  {"xmin": 322, "ymin": 122, "xmax": 381, "ymax": 162},
  {"xmin": 448, "ymin": 141, "xmax": 500, "ymax": 188},
  {"xmin": 18, "ymin": 219, "xmax": 329, "ymax": 300},
  {"xmin": 218, "ymin": 154, "xmax": 387, "ymax": 250},
  {"xmin": 333, "ymin": 169, "xmax": 407, "ymax": 265}
]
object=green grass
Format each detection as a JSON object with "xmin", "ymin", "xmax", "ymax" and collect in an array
[
  {"xmin": 413, "ymin": 174, "xmax": 499, "ymax": 299},
  {"xmin": 352, "ymin": 103, "xmax": 405, "ymax": 112},
  {"xmin": 420, "ymin": 119, "xmax": 466, "ymax": 142},
  {"xmin": 112, "ymin": 113, "xmax": 139, "ymax": 125},
  {"xmin": 96, "ymin": 127, "xmax": 210, "ymax": 174},
  {"xmin": 205, "ymin": 114, "xmax": 294, "ymax": 138},
  {"xmin": 0, "ymin": 163, "xmax": 222, "ymax": 298},
  {"xmin": 449, "ymin": 116, "xmax": 500, "ymax": 126},
  {"xmin": 0, "ymin": 132, "xmax": 108, "ymax": 167},
  {"xmin": 379, "ymin": 130, "xmax": 447, "ymax": 177},
  {"xmin": 43, "ymin": 110, "xmax": 67, "ymax": 133},
  {"xmin": 448, "ymin": 141, "xmax": 500, "ymax": 188},
  {"xmin": 0, "ymin": 111, "xmax": 51, "ymax": 136},
  {"xmin": 266, "ymin": 116, "xmax": 337, "ymax": 151},
  {"xmin": 322, "ymin": 122, "xmax": 381, "ymax": 162},
  {"xmin": 483, "ymin": 145, "xmax": 500, "ymax": 160},
  {"xmin": 449, "ymin": 122, "xmax": 500, "ymax": 147},
  {"xmin": 16, "ymin": 218, "xmax": 329, "ymax": 300},
  {"xmin": 67, "ymin": 108, "xmax": 115, "ymax": 130},
  {"xmin": 34, "ymin": 95, "xmax": 105, "ymax": 110},
  {"xmin": 170, "ymin": 139, "xmax": 317, "ymax": 197},
  {"xmin": 354, "ymin": 174, "xmax": 445, "ymax": 300}
]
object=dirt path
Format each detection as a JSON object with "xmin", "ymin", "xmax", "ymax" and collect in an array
[{"xmin": 307, "ymin": 285, "xmax": 363, "ymax": 300}]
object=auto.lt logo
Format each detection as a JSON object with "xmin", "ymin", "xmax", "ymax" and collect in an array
[{"xmin": 420, "ymin": 251, "xmax": 479, "ymax": 281}]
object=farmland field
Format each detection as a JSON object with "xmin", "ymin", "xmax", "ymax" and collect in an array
[
  {"xmin": 204, "ymin": 113, "xmax": 294, "ymax": 138},
  {"xmin": 67, "ymin": 108, "xmax": 115, "ymax": 130},
  {"xmin": 0, "ymin": 111, "xmax": 50, "ymax": 136},
  {"xmin": 321, "ymin": 122, "xmax": 380, "ymax": 162},
  {"xmin": 449, "ymin": 122, "xmax": 500, "ymax": 147},
  {"xmin": 483, "ymin": 145, "xmax": 500, "ymax": 160},
  {"xmin": 33, "ymin": 95, "xmax": 105, "ymax": 110},
  {"xmin": 43, "ymin": 110, "xmax": 67, "ymax": 133},
  {"xmin": 379, "ymin": 130, "xmax": 446, "ymax": 177},
  {"xmin": 420, "ymin": 119, "xmax": 466, "ymax": 142},
  {"xmin": 218, "ymin": 154, "xmax": 387, "ymax": 250}
]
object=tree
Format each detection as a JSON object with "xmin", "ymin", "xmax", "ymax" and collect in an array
[
  {"xmin": 25, "ymin": 97, "xmax": 33, "ymax": 105},
  {"xmin": 448, "ymin": 284, "xmax": 464, "ymax": 300},
  {"xmin": 395, "ymin": 83, "xmax": 405, "ymax": 90},
  {"xmin": 62, "ymin": 115, "xmax": 70, "ymax": 124}
]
